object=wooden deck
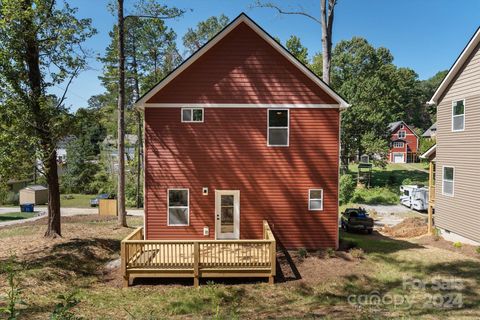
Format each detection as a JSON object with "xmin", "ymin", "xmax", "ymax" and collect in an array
[{"xmin": 121, "ymin": 221, "xmax": 276, "ymax": 287}]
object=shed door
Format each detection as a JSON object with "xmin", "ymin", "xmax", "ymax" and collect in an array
[{"xmin": 215, "ymin": 190, "xmax": 240, "ymax": 240}]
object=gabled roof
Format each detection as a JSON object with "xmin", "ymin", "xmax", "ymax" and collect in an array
[
  {"xmin": 429, "ymin": 26, "xmax": 480, "ymax": 105},
  {"xmin": 422, "ymin": 122, "xmax": 437, "ymax": 137},
  {"xmin": 388, "ymin": 121, "xmax": 419, "ymax": 138},
  {"xmin": 135, "ymin": 13, "xmax": 349, "ymax": 109}
]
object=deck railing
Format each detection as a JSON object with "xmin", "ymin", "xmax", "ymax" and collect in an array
[{"xmin": 121, "ymin": 220, "xmax": 276, "ymax": 287}]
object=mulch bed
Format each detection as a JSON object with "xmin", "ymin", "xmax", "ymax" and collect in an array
[{"xmin": 415, "ymin": 235, "xmax": 480, "ymax": 260}]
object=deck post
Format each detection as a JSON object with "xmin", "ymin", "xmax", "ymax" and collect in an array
[
  {"xmin": 269, "ymin": 238, "xmax": 276, "ymax": 284},
  {"xmin": 194, "ymin": 241, "xmax": 200, "ymax": 287},
  {"xmin": 121, "ymin": 240, "xmax": 128, "ymax": 287},
  {"xmin": 428, "ymin": 161, "xmax": 434, "ymax": 234}
]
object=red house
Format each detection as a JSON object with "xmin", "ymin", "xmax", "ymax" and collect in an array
[
  {"xmin": 388, "ymin": 121, "xmax": 419, "ymax": 163},
  {"xmin": 135, "ymin": 13, "xmax": 349, "ymax": 250}
]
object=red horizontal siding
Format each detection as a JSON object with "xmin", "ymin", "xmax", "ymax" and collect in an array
[
  {"xmin": 145, "ymin": 108, "xmax": 339, "ymax": 249},
  {"xmin": 389, "ymin": 124, "xmax": 418, "ymax": 160},
  {"xmin": 146, "ymin": 22, "xmax": 336, "ymax": 105}
]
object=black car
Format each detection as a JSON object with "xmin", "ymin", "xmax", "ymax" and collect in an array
[{"xmin": 340, "ymin": 207, "xmax": 374, "ymax": 234}]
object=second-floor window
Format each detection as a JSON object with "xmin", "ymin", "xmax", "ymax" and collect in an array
[
  {"xmin": 452, "ymin": 100, "xmax": 465, "ymax": 131},
  {"xmin": 182, "ymin": 108, "xmax": 203, "ymax": 123},
  {"xmin": 268, "ymin": 109, "xmax": 289, "ymax": 146},
  {"xmin": 393, "ymin": 142, "xmax": 404, "ymax": 148},
  {"xmin": 398, "ymin": 130, "xmax": 406, "ymax": 139}
]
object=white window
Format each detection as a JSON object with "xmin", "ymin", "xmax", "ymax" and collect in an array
[
  {"xmin": 400, "ymin": 124, "xmax": 405, "ymax": 129},
  {"xmin": 268, "ymin": 109, "xmax": 289, "ymax": 146},
  {"xmin": 181, "ymin": 108, "xmax": 203, "ymax": 122},
  {"xmin": 442, "ymin": 166, "xmax": 454, "ymax": 196},
  {"xmin": 308, "ymin": 189, "xmax": 323, "ymax": 211},
  {"xmin": 398, "ymin": 131, "xmax": 406, "ymax": 139},
  {"xmin": 393, "ymin": 142, "xmax": 404, "ymax": 148},
  {"xmin": 452, "ymin": 100, "xmax": 465, "ymax": 131},
  {"xmin": 168, "ymin": 189, "xmax": 189, "ymax": 226}
]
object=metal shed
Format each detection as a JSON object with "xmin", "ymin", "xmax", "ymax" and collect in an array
[{"xmin": 19, "ymin": 185, "xmax": 48, "ymax": 205}]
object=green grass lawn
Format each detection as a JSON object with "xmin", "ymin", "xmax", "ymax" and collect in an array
[
  {"xmin": 343, "ymin": 163, "xmax": 430, "ymax": 206},
  {"xmin": 0, "ymin": 211, "xmax": 36, "ymax": 222},
  {"xmin": 60, "ymin": 194, "xmax": 93, "ymax": 208}
]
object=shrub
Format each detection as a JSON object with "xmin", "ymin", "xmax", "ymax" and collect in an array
[
  {"xmin": 453, "ymin": 242, "xmax": 462, "ymax": 248},
  {"xmin": 476, "ymin": 247, "xmax": 480, "ymax": 255},
  {"xmin": 351, "ymin": 187, "xmax": 398, "ymax": 205},
  {"xmin": 297, "ymin": 248, "xmax": 307, "ymax": 260},
  {"xmin": 350, "ymin": 248, "xmax": 365, "ymax": 259},
  {"xmin": 50, "ymin": 292, "xmax": 82, "ymax": 320},
  {"xmin": 326, "ymin": 248, "xmax": 336, "ymax": 258},
  {"xmin": 0, "ymin": 255, "xmax": 24, "ymax": 320},
  {"xmin": 339, "ymin": 174, "xmax": 356, "ymax": 204}
]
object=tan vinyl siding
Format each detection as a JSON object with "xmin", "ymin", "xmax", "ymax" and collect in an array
[{"xmin": 435, "ymin": 42, "xmax": 480, "ymax": 243}]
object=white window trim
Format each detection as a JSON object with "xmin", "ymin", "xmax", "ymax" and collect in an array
[
  {"xmin": 442, "ymin": 166, "xmax": 455, "ymax": 197},
  {"xmin": 398, "ymin": 130, "xmax": 406, "ymax": 139},
  {"xmin": 393, "ymin": 142, "xmax": 404, "ymax": 148},
  {"xmin": 451, "ymin": 99, "xmax": 465, "ymax": 132},
  {"xmin": 167, "ymin": 188, "xmax": 190, "ymax": 226},
  {"xmin": 308, "ymin": 188, "xmax": 323, "ymax": 211},
  {"xmin": 181, "ymin": 107, "xmax": 204, "ymax": 123},
  {"xmin": 267, "ymin": 109, "xmax": 289, "ymax": 147}
]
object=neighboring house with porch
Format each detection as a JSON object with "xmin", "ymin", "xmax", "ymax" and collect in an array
[
  {"xmin": 121, "ymin": 13, "xmax": 348, "ymax": 286},
  {"xmin": 388, "ymin": 121, "xmax": 419, "ymax": 163},
  {"xmin": 422, "ymin": 26, "xmax": 480, "ymax": 245}
]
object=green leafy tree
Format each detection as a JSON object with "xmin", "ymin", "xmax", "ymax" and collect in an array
[
  {"xmin": 285, "ymin": 35, "xmax": 309, "ymax": 65},
  {"xmin": 182, "ymin": 14, "xmax": 230, "ymax": 55},
  {"xmin": 418, "ymin": 70, "xmax": 448, "ymax": 124},
  {"xmin": 0, "ymin": 0, "xmax": 96, "ymax": 237},
  {"xmin": 331, "ymin": 37, "xmax": 419, "ymax": 165}
]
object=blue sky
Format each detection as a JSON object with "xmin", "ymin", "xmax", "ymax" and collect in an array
[{"xmin": 56, "ymin": 0, "xmax": 480, "ymax": 111}]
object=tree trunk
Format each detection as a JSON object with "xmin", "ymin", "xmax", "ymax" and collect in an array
[
  {"xmin": 45, "ymin": 150, "xmax": 61, "ymax": 237},
  {"xmin": 130, "ymin": 31, "xmax": 143, "ymax": 209},
  {"xmin": 321, "ymin": 0, "xmax": 335, "ymax": 85},
  {"xmin": 22, "ymin": 0, "xmax": 62, "ymax": 236},
  {"xmin": 117, "ymin": 0, "xmax": 127, "ymax": 227}
]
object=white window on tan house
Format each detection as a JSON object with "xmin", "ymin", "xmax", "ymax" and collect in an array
[
  {"xmin": 182, "ymin": 108, "xmax": 204, "ymax": 122},
  {"xmin": 168, "ymin": 189, "xmax": 189, "ymax": 226},
  {"xmin": 452, "ymin": 100, "xmax": 465, "ymax": 131},
  {"xmin": 442, "ymin": 166, "xmax": 454, "ymax": 196},
  {"xmin": 308, "ymin": 189, "xmax": 323, "ymax": 211},
  {"xmin": 268, "ymin": 109, "xmax": 289, "ymax": 146}
]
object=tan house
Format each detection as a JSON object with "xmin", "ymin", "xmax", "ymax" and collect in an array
[{"xmin": 424, "ymin": 26, "xmax": 480, "ymax": 245}]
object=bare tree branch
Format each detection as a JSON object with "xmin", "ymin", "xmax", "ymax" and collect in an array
[
  {"xmin": 55, "ymin": 65, "xmax": 80, "ymax": 109},
  {"xmin": 252, "ymin": 1, "xmax": 321, "ymax": 24}
]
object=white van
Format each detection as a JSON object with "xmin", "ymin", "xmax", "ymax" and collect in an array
[{"xmin": 400, "ymin": 185, "xmax": 429, "ymax": 211}]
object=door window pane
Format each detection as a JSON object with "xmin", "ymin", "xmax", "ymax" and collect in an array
[{"xmin": 220, "ymin": 195, "xmax": 234, "ymax": 233}]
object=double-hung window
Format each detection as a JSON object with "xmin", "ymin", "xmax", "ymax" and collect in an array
[
  {"xmin": 452, "ymin": 100, "xmax": 465, "ymax": 131},
  {"xmin": 442, "ymin": 167, "xmax": 454, "ymax": 196},
  {"xmin": 268, "ymin": 109, "xmax": 289, "ymax": 146},
  {"xmin": 182, "ymin": 108, "xmax": 203, "ymax": 122},
  {"xmin": 308, "ymin": 189, "xmax": 323, "ymax": 211},
  {"xmin": 168, "ymin": 189, "xmax": 189, "ymax": 226}
]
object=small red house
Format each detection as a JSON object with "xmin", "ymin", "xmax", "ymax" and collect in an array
[
  {"xmin": 388, "ymin": 121, "xmax": 419, "ymax": 163},
  {"xmin": 135, "ymin": 13, "xmax": 349, "ymax": 249}
]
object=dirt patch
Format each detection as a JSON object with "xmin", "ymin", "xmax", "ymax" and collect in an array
[
  {"xmin": 382, "ymin": 217, "xmax": 428, "ymax": 238},
  {"xmin": 415, "ymin": 235, "xmax": 480, "ymax": 260},
  {"xmin": 277, "ymin": 249, "xmax": 365, "ymax": 285}
]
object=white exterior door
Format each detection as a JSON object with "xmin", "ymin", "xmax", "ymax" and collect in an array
[
  {"xmin": 215, "ymin": 190, "xmax": 240, "ymax": 239},
  {"xmin": 393, "ymin": 153, "xmax": 405, "ymax": 163}
]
